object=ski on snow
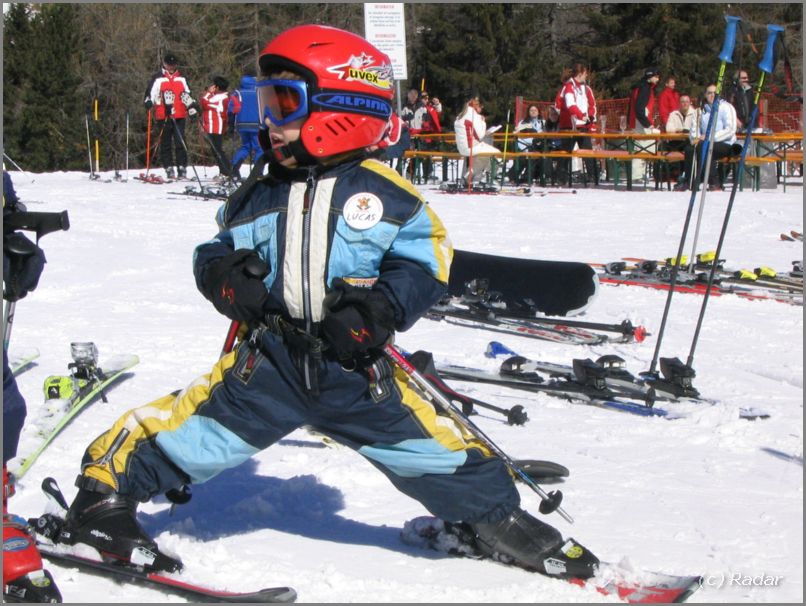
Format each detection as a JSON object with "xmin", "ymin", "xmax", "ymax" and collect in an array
[
  {"xmin": 401, "ymin": 516, "xmax": 702, "ymax": 604},
  {"xmin": 25, "ymin": 477, "xmax": 297, "ymax": 603},
  {"xmin": 9, "ymin": 347, "xmax": 40, "ymax": 376},
  {"xmin": 135, "ymin": 172, "xmax": 173, "ymax": 185},
  {"xmin": 482, "ymin": 341, "xmax": 770, "ymax": 421},
  {"xmin": 621, "ymin": 254, "xmax": 803, "ymax": 292},
  {"xmin": 434, "ymin": 342, "xmax": 768, "ymax": 420},
  {"xmin": 594, "ymin": 259, "xmax": 802, "ymax": 306},
  {"xmin": 427, "ymin": 299, "xmax": 644, "ymax": 346},
  {"xmin": 34, "ymin": 546, "xmax": 297, "ymax": 603},
  {"xmin": 9, "ymin": 344, "xmax": 140, "ymax": 479}
]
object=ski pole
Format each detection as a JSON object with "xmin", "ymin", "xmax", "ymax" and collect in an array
[
  {"xmin": 2, "ymin": 153, "xmax": 35, "ymax": 184},
  {"xmin": 646, "ymin": 15, "xmax": 741, "ymax": 376},
  {"xmin": 145, "ymin": 109, "xmax": 152, "ymax": 176},
  {"xmin": 93, "ymin": 98, "xmax": 101, "ymax": 177},
  {"xmin": 84, "ymin": 113, "xmax": 95, "ymax": 179},
  {"xmin": 219, "ymin": 256, "xmax": 270, "ymax": 357},
  {"xmin": 382, "ymin": 342, "xmax": 572, "ymax": 523},
  {"xmin": 199, "ymin": 125, "xmax": 233, "ymax": 180},
  {"xmin": 221, "ymin": 321, "xmax": 240, "ymax": 357},
  {"xmin": 466, "ymin": 129, "xmax": 474, "ymax": 193},
  {"xmin": 685, "ymin": 24, "xmax": 784, "ymax": 370},
  {"xmin": 125, "ymin": 112, "xmax": 130, "ymax": 181},
  {"xmin": 499, "ymin": 108, "xmax": 511, "ymax": 190},
  {"xmin": 169, "ymin": 115, "xmax": 204, "ymax": 189}
]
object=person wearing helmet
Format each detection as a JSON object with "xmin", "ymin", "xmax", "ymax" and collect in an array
[
  {"xmin": 57, "ymin": 25, "xmax": 598, "ymax": 583},
  {"xmin": 143, "ymin": 52, "xmax": 199, "ymax": 180}
]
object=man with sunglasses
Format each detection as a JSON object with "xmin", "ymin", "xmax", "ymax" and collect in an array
[{"xmin": 58, "ymin": 25, "xmax": 598, "ymax": 585}]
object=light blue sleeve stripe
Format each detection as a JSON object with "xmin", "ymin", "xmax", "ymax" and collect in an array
[
  {"xmin": 156, "ymin": 416, "xmax": 259, "ymax": 484},
  {"xmin": 386, "ymin": 206, "xmax": 443, "ymax": 281},
  {"xmin": 359, "ymin": 438, "xmax": 468, "ymax": 478}
]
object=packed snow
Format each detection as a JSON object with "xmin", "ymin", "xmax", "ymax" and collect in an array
[{"xmin": 6, "ymin": 166, "xmax": 803, "ymax": 603}]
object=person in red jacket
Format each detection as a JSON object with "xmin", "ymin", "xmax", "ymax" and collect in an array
[
  {"xmin": 557, "ymin": 63, "xmax": 598, "ymax": 185},
  {"xmin": 627, "ymin": 67, "xmax": 661, "ymax": 180},
  {"xmin": 657, "ymin": 76, "xmax": 680, "ymax": 131},
  {"xmin": 200, "ymin": 75, "xmax": 233, "ymax": 180},
  {"xmin": 143, "ymin": 52, "xmax": 199, "ymax": 180}
]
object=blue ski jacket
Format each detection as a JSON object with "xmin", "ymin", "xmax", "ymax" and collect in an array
[{"xmin": 193, "ymin": 158, "xmax": 452, "ymax": 333}]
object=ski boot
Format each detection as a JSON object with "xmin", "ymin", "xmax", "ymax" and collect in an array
[
  {"xmin": 469, "ymin": 507, "xmax": 599, "ymax": 579},
  {"xmin": 3, "ymin": 467, "xmax": 63, "ymax": 602},
  {"xmin": 59, "ymin": 477, "xmax": 183, "ymax": 573},
  {"xmin": 165, "ymin": 166, "xmax": 176, "ymax": 180},
  {"xmin": 177, "ymin": 166, "xmax": 187, "ymax": 180}
]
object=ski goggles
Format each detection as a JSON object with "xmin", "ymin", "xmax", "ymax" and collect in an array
[{"xmin": 256, "ymin": 79, "xmax": 309, "ymax": 126}]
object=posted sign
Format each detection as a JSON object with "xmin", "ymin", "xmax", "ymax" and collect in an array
[{"xmin": 363, "ymin": 3, "xmax": 408, "ymax": 81}]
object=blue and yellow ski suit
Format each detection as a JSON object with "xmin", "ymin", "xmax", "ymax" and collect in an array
[{"xmin": 80, "ymin": 158, "xmax": 520, "ymax": 525}]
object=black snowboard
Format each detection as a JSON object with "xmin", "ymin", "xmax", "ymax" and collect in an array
[{"xmin": 448, "ymin": 249, "xmax": 599, "ymax": 317}]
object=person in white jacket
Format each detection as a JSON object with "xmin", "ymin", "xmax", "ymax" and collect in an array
[
  {"xmin": 687, "ymin": 85, "xmax": 738, "ymax": 191},
  {"xmin": 665, "ymin": 94, "xmax": 698, "ymax": 190},
  {"xmin": 454, "ymin": 96, "xmax": 500, "ymax": 185}
]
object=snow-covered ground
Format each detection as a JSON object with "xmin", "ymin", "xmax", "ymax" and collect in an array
[{"xmin": 6, "ymin": 167, "xmax": 803, "ymax": 603}]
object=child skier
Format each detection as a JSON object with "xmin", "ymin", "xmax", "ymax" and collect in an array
[{"xmin": 57, "ymin": 25, "xmax": 599, "ymax": 582}]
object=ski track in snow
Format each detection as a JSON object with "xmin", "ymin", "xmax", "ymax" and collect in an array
[{"xmin": 6, "ymin": 170, "xmax": 803, "ymax": 603}]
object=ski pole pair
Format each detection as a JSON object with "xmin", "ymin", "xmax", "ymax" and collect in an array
[{"xmin": 648, "ymin": 18, "xmax": 784, "ymax": 378}]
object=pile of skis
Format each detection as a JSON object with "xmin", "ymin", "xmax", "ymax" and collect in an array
[
  {"xmin": 435, "ymin": 341, "xmax": 769, "ymax": 421},
  {"xmin": 169, "ymin": 182, "xmax": 238, "ymax": 201},
  {"xmin": 594, "ymin": 252, "xmax": 803, "ymax": 306}
]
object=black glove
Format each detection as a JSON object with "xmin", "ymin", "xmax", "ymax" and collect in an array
[
  {"xmin": 321, "ymin": 279, "xmax": 395, "ymax": 356},
  {"xmin": 144, "ymin": 99, "xmax": 154, "ymax": 110},
  {"xmin": 3, "ymin": 232, "xmax": 46, "ymax": 302},
  {"xmin": 201, "ymin": 249, "xmax": 270, "ymax": 322},
  {"xmin": 188, "ymin": 101, "xmax": 201, "ymax": 119}
]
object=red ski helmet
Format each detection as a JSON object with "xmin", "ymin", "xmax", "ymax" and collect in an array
[{"xmin": 258, "ymin": 24, "xmax": 395, "ymax": 163}]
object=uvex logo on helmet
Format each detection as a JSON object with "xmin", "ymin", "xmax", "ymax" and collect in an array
[{"xmin": 326, "ymin": 53, "xmax": 394, "ymax": 92}]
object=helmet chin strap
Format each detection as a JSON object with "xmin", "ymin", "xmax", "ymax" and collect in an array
[{"xmin": 259, "ymin": 129, "xmax": 317, "ymax": 167}]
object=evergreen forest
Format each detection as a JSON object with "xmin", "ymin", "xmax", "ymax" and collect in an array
[{"xmin": 2, "ymin": 2, "xmax": 802, "ymax": 172}]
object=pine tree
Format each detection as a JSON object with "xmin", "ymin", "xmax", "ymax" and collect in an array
[
  {"xmin": 9, "ymin": 4, "xmax": 85, "ymax": 171},
  {"xmin": 3, "ymin": 3, "xmax": 34, "ymax": 166},
  {"xmin": 574, "ymin": 4, "xmax": 728, "ymax": 99}
]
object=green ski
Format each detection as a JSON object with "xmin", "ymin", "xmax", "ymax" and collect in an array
[
  {"xmin": 9, "ymin": 347, "xmax": 41, "ymax": 376},
  {"xmin": 10, "ymin": 343, "xmax": 139, "ymax": 479}
]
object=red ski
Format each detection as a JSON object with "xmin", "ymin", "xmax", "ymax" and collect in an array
[
  {"xmin": 401, "ymin": 516, "xmax": 701, "ymax": 603},
  {"xmin": 37, "ymin": 546, "xmax": 296, "ymax": 603}
]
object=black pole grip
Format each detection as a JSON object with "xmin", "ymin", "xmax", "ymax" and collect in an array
[{"xmin": 4, "ymin": 210, "xmax": 70, "ymax": 240}]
